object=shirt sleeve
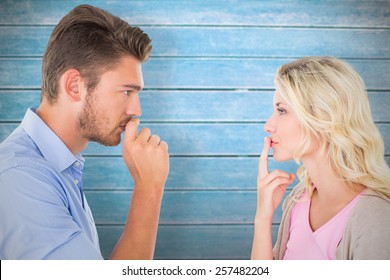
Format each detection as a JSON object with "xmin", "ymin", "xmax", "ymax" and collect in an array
[{"xmin": 0, "ymin": 167, "xmax": 103, "ymax": 260}]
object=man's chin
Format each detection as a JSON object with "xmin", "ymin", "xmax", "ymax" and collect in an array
[
  {"xmin": 103, "ymin": 139, "xmax": 121, "ymax": 147},
  {"xmin": 100, "ymin": 141, "xmax": 120, "ymax": 147},
  {"xmin": 91, "ymin": 136, "xmax": 121, "ymax": 147}
]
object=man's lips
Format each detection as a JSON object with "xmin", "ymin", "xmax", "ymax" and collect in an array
[
  {"xmin": 119, "ymin": 122, "xmax": 129, "ymax": 132},
  {"xmin": 119, "ymin": 116, "xmax": 140, "ymax": 131},
  {"xmin": 119, "ymin": 117, "xmax": 138, "ymax": 132},
  {"xmin": 119, "ymin": 117, "xmax": 134, "ymax": 131}
]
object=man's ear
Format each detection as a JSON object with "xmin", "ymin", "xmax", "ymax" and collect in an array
[{"xmin": 60, "ymin": 68, "xmax": 84, "ymax": 102}]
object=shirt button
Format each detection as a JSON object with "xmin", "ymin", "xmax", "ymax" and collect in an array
[
  {"xmin": 75, "ymin": 161, "xmax": 81, "ymax": 167},
  {"xmin": 74, "ymin": 179, "xmax": 79, "ymax": 185}
]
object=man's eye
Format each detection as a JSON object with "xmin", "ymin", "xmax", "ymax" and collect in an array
[{"xmin": 123, "ymin": 90, "xmax": 129, "ymax": 96}]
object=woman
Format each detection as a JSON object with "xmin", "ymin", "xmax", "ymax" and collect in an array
[{"xmin": 251, "ymin": 56, "xmax": 390, "ymax": 260}]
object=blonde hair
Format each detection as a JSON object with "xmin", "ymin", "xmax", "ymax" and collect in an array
[{"xmin": 274, "ymin": 56, "xmax": 390, "ymax": 199}]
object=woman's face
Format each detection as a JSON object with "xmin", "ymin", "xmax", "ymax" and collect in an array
[{"xmin": 264, "ymin": 89, "xmax": 305, "ymax": 161}]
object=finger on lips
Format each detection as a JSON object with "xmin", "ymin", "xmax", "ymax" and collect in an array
[
  {"xmin": 124, "ymin": 118, "xmax": 140, "ymax": 142},
  {"xmin": 259, "ymin": 137, "xmax": 271, "ymax": 179}
]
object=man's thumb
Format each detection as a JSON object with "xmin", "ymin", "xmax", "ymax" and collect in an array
[{"xmin": 124, "ymin": 118, "xmax": 140, "ymax": 142}]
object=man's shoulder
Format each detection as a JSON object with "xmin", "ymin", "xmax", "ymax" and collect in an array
[
  {"xmin": 0, "ymin": 125, "xmax": 45, "ymax": 171},
  {"xmin": 0, "ymin": 138, "xmax": 68, "ymax": 208}
]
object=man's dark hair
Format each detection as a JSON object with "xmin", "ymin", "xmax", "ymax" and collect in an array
[{"xmin": 41, "ymin": 4, "xmax": 152, "ymax": 103}]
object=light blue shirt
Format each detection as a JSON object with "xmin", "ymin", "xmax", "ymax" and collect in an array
[{"xmin": 0, "ymin": 108, "xmax": 103, "ymax": 259}]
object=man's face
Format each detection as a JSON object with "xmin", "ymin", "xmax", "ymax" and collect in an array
[{"xmin": 77, "ymin": 55, "xmax": 144, "ymax": 146}]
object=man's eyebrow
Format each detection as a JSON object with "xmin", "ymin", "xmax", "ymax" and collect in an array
[{"xmin": 122, "ymin": 84, "xmax": 142, "ymax": 91}]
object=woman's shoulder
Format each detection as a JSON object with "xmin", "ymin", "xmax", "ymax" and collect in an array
[
  {"xmin": 349, "ymin": 189, "xmax": 390, "ymax": 226},
  {"xmin": 338, "ymin": 189, "xmax": 390, "ymax": 259},
  {"xmin": 358, "ymin": 189, "xmax": 390, "ymax": 208}
]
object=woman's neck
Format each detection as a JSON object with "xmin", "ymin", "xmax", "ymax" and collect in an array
[
  {"xmin": 301, "ymin": 151, "xmax": 365, "ymax": 205},
  {"xmin": 302, "ymin": 150, "xmax": 366, "ymax": 231}
]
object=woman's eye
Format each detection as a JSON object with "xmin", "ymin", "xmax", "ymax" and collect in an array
[{"xmin": 277, "ymin": 108, "xmax": 286, "ymax": 115}]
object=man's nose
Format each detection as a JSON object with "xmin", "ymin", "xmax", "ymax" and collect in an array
[{"xmin": 126, "ymin": 94, "xmax": 142, "ymax": 117}]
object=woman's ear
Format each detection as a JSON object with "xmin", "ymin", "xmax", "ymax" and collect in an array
[{"xmin": 60, "ymin": 68, "xmax": 83, "ymax": 102}]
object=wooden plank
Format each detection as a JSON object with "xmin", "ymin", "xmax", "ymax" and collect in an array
[
  {"xmin": 0, "ymin": 26, "xmax": 51, "ymax": 56},
  {"xmin": 2, "ymin": 146, "xmax": 388, "ymax": 191},
  {"xmin": 85, "ymin": 190, "xmax": 284, "ymax": 225},
  {"xmin": 1, "ymin": 151, "xmax": 383, "ymax": 191},
  {"xmin": 97, "ymin": 224, "xmax": 279, "ymax": 260},
  {"xmin": 143, "ymin": 58, "xmax": 390, "ymax": 90},
  {"xmin": 83, "ymin": 156, "xmax": 390, "ymax": 191},
  {"xmin": 2, "ymin": 123, "xmax": 390, "ymax": 155},
  {"xmin": 2, "ymin": 26, "xmax": 390, "ymax": 58},
  {"xmin": 154, "ymin": 225, "xmax": 263, "ymax": 260},
  {"xmin": 0, "ymin": 58, "xmax": 389, "ymax": 90},
  {"xmin": 0, "ymin": 91, "xmax": 41, "ymax": 121},
  {"xmin": 83, "ymin": 157, "xmax": 299, "ymax": 191},
  {"xmin": 0, "ymin": 0, "xmax": 388, "ymax": 27},
  {"xmin": 1, "ymin": 90, "xmax": 390, "ymax": 122}
]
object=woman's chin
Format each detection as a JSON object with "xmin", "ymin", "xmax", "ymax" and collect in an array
[{"xmin": 272, "ymin": 152, "xmax": 293, "ymax": 162}]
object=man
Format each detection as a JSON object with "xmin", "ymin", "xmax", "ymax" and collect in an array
[{"xmin": 0, "ymin": 4, "xmax": 169, "ymax": 259}]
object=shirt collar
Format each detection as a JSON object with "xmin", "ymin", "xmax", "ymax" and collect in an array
[{"xmin": 21, "ymin": 108, "xmax": 83, "ymax": 172}]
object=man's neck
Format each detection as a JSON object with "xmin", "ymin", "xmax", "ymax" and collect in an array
[{"xmin": 36, "ymin": 100, "xmax": 88, "ymax": 155}]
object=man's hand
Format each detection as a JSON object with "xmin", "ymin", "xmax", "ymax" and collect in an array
[
  {"xmin": 122, "ymin": 118, "xmax": 169, "ymax": 190},
  {"xmin": 111, "ymin": 118, "xmax": 169, "ymax": 260}
]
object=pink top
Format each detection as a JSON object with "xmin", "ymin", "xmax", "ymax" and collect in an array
[{"xmin": 283, "ymin": 193, "xmax": 363, "ymax": 260}]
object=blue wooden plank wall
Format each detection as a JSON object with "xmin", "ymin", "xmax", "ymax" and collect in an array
[{"xmin": 0, "ymin": 0, "xmax": 389, "ymax": 259}]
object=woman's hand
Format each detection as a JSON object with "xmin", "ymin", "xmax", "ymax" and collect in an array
[
  {"xmin": 251, "ymin": 137, "xmax": 295, "ymax": 259},
  {"xmin": 256, "ymin": 137, "xmax": 295, "ymax": 222}
]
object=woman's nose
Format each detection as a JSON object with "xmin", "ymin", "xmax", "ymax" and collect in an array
[{"xmin": 264, "ymin": 114, "xmax": 276, "ymax": 134}]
